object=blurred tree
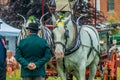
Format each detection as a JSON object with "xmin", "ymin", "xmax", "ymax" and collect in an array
[
  {"xmin": 110, "ymin": 27, "xmax": 120, "ymax": 36},
  {"xmin": 0, "ymin": 0, "xmax": 52, "ymax": 28},
  {"xmin": 108, "ymin": 16, "xmax": 120, "ymax": 36}
]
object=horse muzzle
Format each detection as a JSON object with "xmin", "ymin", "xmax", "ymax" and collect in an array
[{"xmin": 54, "ymin": 52, "xmax": 64, "ymax": 59}]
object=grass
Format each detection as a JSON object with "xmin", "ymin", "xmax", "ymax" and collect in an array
[
  {"xmin": 6, "ymin": 69, "xmax": 21, "ymax": 80},
  {"xmin": 7, "ymin": 77, "xmax": 21, "ymax": 80},
  {"xmin": 6, "ymin": 69, "xmax": 101, "ymax": 80}
]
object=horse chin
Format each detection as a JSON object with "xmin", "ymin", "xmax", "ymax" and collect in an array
[{"xmin": 54, "ymin": 53, "xmax": 64, "ymax": 59}]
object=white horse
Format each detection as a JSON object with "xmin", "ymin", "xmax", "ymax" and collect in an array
[
  {"xmin": 17, "ymin": 13, "xmax": 54, "ymax": 48},
  {"xmin": 17, "ymin": 14, "xmax": 41, "ymax": 45},
  {"xmin": 51, "ymin": 12, "xmax": 100, "ymax": 80}
]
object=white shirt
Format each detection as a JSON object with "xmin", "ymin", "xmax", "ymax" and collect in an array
[{"xmin": 6, "ymin": 56, "xmax": 16, "ymax": 65}]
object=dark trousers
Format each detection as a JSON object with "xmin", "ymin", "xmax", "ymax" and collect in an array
[
  {"xmin": 0, "ymin": 69, "xmax": 6, "ymax": 80},
  {"xmin": 22, "ymin": 76, "xmax": 45, "ymax": 80}
]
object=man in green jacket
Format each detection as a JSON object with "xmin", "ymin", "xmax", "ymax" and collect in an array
[{"xmin": 15, "ymin": 23, "xmax": 52, "ymax": 80}]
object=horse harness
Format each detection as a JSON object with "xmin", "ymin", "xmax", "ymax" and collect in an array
[
  {"xmin": 51, "ymin": 21, "xmax": 100, "ymax": 57},
  {"xmin": 42, "ymin": 20, "xmax": 100, "ymax": 73}
]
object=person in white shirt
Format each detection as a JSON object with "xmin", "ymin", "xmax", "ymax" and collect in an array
[{"xmin": 6, "ymin": 50, "xmax": 18, "ymax": 78}]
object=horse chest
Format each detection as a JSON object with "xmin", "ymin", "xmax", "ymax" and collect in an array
[{"xmin": 64, "ymin": 58, "xmax": 77, "ymax": 70}]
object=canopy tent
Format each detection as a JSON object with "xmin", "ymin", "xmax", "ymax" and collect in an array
[{"xmin": 0, "ymin": 19, "xmax": 20, "ymax": 36}]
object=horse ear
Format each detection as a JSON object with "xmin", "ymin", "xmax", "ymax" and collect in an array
[
  {"xmin": 63, "ymin": 15, "xmax": 71, "ymax": 25},
  {"xmin": 52, "ymin": 14, "xmax": 56, "ymax": 25}
]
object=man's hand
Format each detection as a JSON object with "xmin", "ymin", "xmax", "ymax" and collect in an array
[{"xmin": 27, "ymin": 62, "xmax": 36, "ymax": 70}]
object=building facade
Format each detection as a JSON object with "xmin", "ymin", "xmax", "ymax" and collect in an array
[{"xmin": 94, "ymin": 0, "xmax": 120, "ymax": 21}]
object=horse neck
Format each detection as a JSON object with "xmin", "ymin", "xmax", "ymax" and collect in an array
[{"xmin": 66, "ymin": 21, "xmax": 75, "ymax": 47}]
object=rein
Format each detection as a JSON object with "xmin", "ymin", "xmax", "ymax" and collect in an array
[
  {"xmin": 54, "ymin": 42, "xmax": 66, "ymax": 50},
  {"xmin": 64, "ymin": 21, "xmax": 81, "ymax": 56}
]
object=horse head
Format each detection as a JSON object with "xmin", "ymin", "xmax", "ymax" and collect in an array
[
  {"xmin": 17, "ymin": 14, "xmax": 41, "ymax": 45},
  {"xmin": 52, "ymin": 12, "xmax": 73, "ymax": 59}
]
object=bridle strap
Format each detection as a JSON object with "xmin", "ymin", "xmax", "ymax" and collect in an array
[
  {"xmin": 54, "ymin": 41, "xmax": 66, "ymax": 73},
  {"xmin": 54, "ymin": 42, "xmax": 66, "ymax": 49}
]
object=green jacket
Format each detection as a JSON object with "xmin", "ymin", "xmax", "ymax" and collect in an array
[{"xmin": 15, "ymin": 34, "xmax": 52, "ymax": 77}]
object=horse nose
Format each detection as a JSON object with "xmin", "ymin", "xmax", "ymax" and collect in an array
[{"xmin": 54, "ymin": 51, "xmax": 64, "ymax": 59}]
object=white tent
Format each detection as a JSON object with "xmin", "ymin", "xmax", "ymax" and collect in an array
[
  {"xmin": 0, "ymin": 19, "xmax": 20, "ymax": 36},
  {"xmin": 0, "ymin": 19, "xmax": 20, "ymax": 54}
]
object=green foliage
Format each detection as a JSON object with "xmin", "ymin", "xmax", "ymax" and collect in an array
[
  {"xmin": 108, "ymin": 17, "xmax": 120, "ymax": 36},
  {"xmin": 108, "ymin": 14, "xmax": 120, "ymax": 36},
  {"xmin": 108, "ymin": 18, "xmax": 116, "ymax": 24},
  {"xmin": 110, "ymin": 27, "xmax": 120, "ymax": 36},
  {"xmin": 108, "ymin": 13, "xmax": 119, "ymax": 24}
]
